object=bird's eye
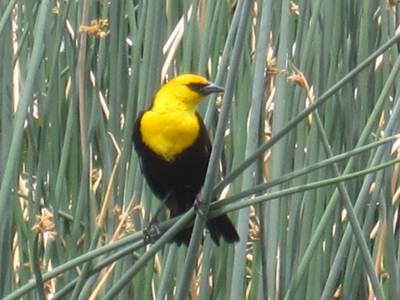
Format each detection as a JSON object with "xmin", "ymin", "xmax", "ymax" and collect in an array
[{"xmin": 187, "ymin": 82, "xmax": 209, "ymax": 94}]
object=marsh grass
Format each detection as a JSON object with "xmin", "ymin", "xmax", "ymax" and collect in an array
[{"xmin": 1, "ymin": 1, "xmax": 400, "ymax": 299}]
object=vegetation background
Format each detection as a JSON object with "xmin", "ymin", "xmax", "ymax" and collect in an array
[{"xmin": 1, "ymin": 0, "xmax": 400, "ymax": 299}]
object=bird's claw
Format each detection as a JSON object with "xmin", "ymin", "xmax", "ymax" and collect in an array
[{"xmin": 143, "ymin": 222, "xmax": 161, "ymax": 245}]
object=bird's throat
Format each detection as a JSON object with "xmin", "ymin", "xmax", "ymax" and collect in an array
[{"xmin": 140, "ymin": 110, "xmax": 200, "ymax": 161}]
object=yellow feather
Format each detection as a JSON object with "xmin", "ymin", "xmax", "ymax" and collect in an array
[
  {"xmin": 140, "ymin": 110, "xmax": 200, "ymax": 161},
  {"xmin": 139, "ymin": 74, "xmax": 209, "ymax": 161}
]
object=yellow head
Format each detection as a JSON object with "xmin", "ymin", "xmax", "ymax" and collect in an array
[{"xmin": 152, "ymin": 74, "xmax": 224, "ymax": 112}]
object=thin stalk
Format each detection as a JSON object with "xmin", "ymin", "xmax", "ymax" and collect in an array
[
  {"xmin": 175, "ymin": 1, "xmax": 253, "ymax": 299},
  {"xmin": 214, "ymin": 32, "xmax": 400, "ymax": 194}
]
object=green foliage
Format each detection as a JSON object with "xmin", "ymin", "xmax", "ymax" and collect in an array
[{"xmin": 1, "ymin": 0, "xmax": 400, "ymax": 299}]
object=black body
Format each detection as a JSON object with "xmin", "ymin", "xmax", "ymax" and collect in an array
[{"xmin": 133, "ymin": 112, "xmax": 239, "ymax": 245}]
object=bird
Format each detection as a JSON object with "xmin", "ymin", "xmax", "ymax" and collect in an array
[{"xmin": 133, "ymin": 74, "xmax": 239, "ymax": 245}]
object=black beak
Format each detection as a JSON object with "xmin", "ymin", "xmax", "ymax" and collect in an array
[
  {"xmin": 189, "ymin": 82, "xmax": 224, "ymax": 95},
  {"xmin": 202, "ymin": 82, "xmax": 224, "ymax": 94}
]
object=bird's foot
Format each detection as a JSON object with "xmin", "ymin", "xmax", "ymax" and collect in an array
[
  {"xmin": 194, "ymin": 194, "xmax": 209, "ymax": 217},
  {"xmin": 143, "ymin": 221, "xmax": 161, "ymax": 245}
]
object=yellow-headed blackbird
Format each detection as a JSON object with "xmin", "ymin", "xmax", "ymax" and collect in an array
[{"xmin": 133, "ymin": 74, "xmax": 239, "ymax": 245}]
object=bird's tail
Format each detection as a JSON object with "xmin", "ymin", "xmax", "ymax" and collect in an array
[
  {"xmin": 206, "ymin": 214, "xmax": 239, "ymax": 245},
  {"xmin": 171, "ymin": 213, "xmax": 239, "ymax": 245}
]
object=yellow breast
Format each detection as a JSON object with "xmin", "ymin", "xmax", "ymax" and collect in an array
[{"xmin": 140, "ymin": 110, "xmax": 200, "ymax": 161}]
